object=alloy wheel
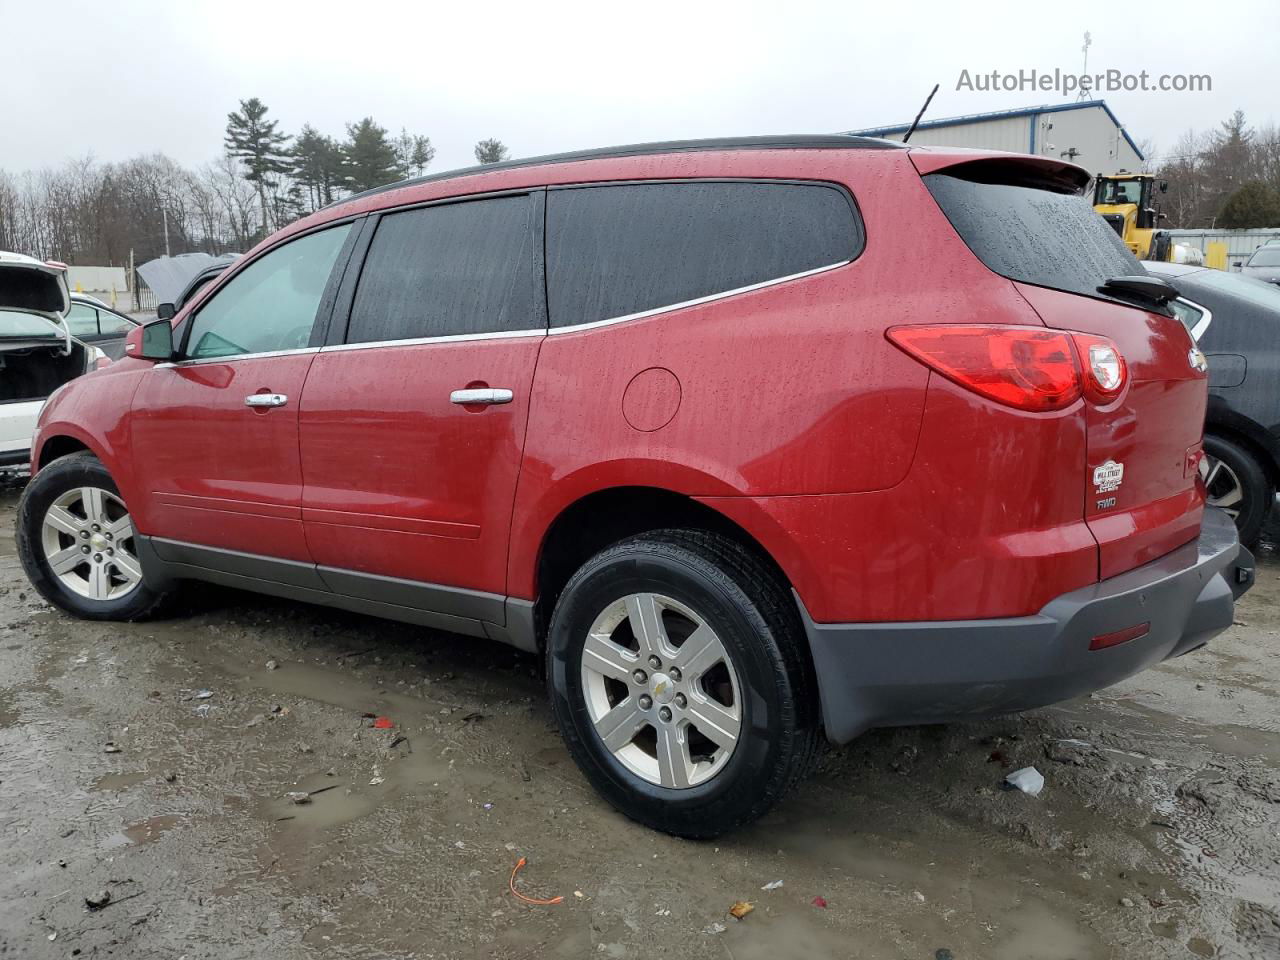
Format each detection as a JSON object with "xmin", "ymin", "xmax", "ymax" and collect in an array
[
  {"xmin": 580, "ymin": 592, "xmax": 742, "ymax": 789},
  {"xmin": 39, "ymin": 486, "xmax": 142, "ymax": 601},
  {"xmin": 1202, "ymin": 455, "xmax": 1244, "ymax": 519}
]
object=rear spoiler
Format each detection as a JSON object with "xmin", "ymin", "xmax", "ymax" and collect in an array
[{"xmin": 909, "ymin": 150, "xmax": 1091, "ymax": 195}]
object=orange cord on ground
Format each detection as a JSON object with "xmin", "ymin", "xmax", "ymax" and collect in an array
[{"xmin": 508, "ymin": 857, "xmax": 564, "ymax": 905}]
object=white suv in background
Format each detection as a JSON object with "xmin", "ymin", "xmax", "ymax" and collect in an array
[{"xmin": 0, "ymin": 252, "xmax": 104, "ymax": 467}]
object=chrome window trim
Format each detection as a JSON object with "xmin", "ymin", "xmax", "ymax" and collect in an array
[
  {"xmin": 156, "ymin": 346, "xmax": 321, "ymax": 368},
  {"xmin": 1173, "ymin": 296, "xmax": 1213, "ymax": 342},
  {"xmin": 316, "ymin": 258, "xmax": 851, "ymax": 352},
  {"xmin": 320, "ymin": 328, "xmax": 545, "ymax": 353},
  {"xmin": 547, "ymin": 259, "xmax": 851, "ymax": 334}
]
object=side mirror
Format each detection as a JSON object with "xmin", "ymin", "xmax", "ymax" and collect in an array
[
  {"xmin": 124, "ymin": 319, "xmax": 175, "ymax": 362},
  {"xmin": 156, "ymin": 302, "xmax": 176, "ymax": 321}
]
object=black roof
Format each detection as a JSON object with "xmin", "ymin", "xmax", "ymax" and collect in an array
[{"xmin": 331, "ymin": 134, "xmax": 903, "ymax": 208}]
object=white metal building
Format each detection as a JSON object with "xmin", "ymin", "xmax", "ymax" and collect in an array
[{"xmin": 844, "ymin": 100, "xmax": 1145, "ymax": 175}]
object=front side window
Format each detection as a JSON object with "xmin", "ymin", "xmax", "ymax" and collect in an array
[
  {"xmin": 546, "ymin": 181, "xmax": 862, "ymax": 328},
  {"xmin": 346, "ymin": 193, "xmax": 543, "ymax": 344},
  {"xmin": 65, "ymin": 303, "xmax": 99, "ymax": 338},
  {"xmin": 1247, "ymin": 248, "xmax": 1280, "ymax": 268},
  {"xmin": 185, "ymin": 224, "xmax": 351, "ymax": 359}
]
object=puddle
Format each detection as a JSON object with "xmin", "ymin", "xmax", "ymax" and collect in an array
[
  {"xmin": 101, "ymin": 813, "xmax": 185, "ymax": 849},
  {"xmin": 989, "ymin": 898, "xmax": 1102, "ymax": 959}
]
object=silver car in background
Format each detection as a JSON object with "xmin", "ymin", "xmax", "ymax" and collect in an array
[{"xmin": 1239, "ymin": 245, "xmax": 1280, "ymax": 286}]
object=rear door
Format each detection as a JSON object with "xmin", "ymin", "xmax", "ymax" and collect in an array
[
  {"xmin": 923, "ymin": 157, "xmax": 1208, "ymax": 578},
  {"xmin": 298, "ymin": 190, "xmax": 545, "ymax": 606}
]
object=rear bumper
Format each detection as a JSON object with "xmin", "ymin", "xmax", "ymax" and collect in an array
[{"xmin": 801, "ymin": 507, "xmax": 1254, "ymax": 744}]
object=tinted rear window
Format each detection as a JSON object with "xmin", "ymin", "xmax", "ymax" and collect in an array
[
  {"xmin": 547, "ymin": 181, "xmax": 861, "ymax": 328},
  {"xmin": 926, "ymin": 169, "xmax": 1141, "ymax": 299},
  {"xmin": 347, "ymin": 193, "xmax": 543, "ymax": 343}
]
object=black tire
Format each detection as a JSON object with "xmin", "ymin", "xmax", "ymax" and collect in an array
[
  {"xmin": 16, "ymin": 452, "xmax": 170, "ymax": 621},
  {"xmin": 546, "ymin": 529, "xmax": 821, "ymax": 838},
  {"xmin": 1203, "ymin": 434, "xmax": 1273, "ymax": 546}
]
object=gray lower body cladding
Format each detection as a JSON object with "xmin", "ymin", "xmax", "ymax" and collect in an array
[
  {"xmin": 801, "ymin": 507, "xmax": 1254, "ymax": 744},
  {"xmin": 134, "ymin": 536, "xmax": 539, "ymax": 652}
]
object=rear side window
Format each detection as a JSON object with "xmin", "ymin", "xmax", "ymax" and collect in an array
[
  {"xmin": 926, "ymin": 166, "xmax": 1141, "ymax": 300},
  {"xmin": 547, "ymin": 181, "xmax": 862, "ymax": 328},
  {"xmin": 346, "ymin": 193, "xmax": 543, "ymax": 343}
]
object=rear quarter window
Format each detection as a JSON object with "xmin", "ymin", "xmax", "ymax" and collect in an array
[
  {"xmin": 547, "ymin": 180, "xmax": 863, "ymax": 328},
  {"xmin": 926, "ymin": 166, "xmax": 1142, "ymax": 300}
]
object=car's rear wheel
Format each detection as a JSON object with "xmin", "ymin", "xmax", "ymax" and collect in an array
[
  {"xmin": 546, "ymin": 530, "xmax": 820, "ymax": 838},
  {"xmin": 17, "ymin": 452, "xmax": 169, "ymax": 620},
  {"xmin": 1202, "ymin": 434, "xmax": 1274, "ymax": 546}
]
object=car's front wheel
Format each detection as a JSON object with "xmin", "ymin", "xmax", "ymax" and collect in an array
[
  {"xmin": 17, "ymin": 452, "xmax": 169, "ymax": 620},
  {"xmin": 546, "ymin": 530, "xmax": 821, "ymax": 838}
]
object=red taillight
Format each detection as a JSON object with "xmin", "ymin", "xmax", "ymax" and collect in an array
[
  {"xmin": 887, "ymin": 325, "xmax": 1082, "ymax": 412},
  {"xmin": 1072, "ymin": 333, "xmax": 1127, "ymax": 404},
  {"xmin": 887, "ymin": 325, "xmax": 1127, "ymax": 412},
  {"xmin": 1090, "ymin": 622, "xmax": 1150, "ymax": 650}
]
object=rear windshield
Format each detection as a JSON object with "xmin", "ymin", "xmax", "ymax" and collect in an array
[
  {"xmin": 0, "ymin": 309, "xmax": 61, "ymax": 339},
  {"xmin": 926, "ymin": 168, "xmax": 1142, "ymax": 299}
]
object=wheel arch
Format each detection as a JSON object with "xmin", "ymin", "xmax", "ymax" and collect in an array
[
  {"xmin": 36, "ymin": 433, "xmax": 94, "ymax": 471},
  {"xmin": 528, "ymin": 485, "xmax": 806, "ymax": 652}
]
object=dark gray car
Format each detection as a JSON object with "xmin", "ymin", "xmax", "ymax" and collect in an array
[{"xmin": 1146, "ymin": 261, "xmax": 1280, "ymax": 543}]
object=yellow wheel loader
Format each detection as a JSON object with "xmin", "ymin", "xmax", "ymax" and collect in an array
[{"xmin": 1093, "ymin": 172, "xmax": 1173, "ymax": 261}]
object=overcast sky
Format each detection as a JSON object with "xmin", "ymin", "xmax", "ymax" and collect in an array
[{"xmin": 5, "ymin": 0, "xmax": 1277, "ymax": 175}]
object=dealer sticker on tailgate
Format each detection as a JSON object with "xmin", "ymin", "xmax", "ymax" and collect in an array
[{"xmin": 1093, "ymin": 460, "xmax": 1125, "ymax": 495}]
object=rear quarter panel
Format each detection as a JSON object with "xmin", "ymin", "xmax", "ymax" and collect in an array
[{"xmin": 506, "ymin": 149, "xmax": 1059, "ymax": 603}]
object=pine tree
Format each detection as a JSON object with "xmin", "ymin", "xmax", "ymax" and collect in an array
[
  {"xmin": 341, "ymin": 118, "xmax": 407, "ymax": 193},
  {"xmin": 474, "ymin": 139, "xmax": 510, "ymax": 165},
  {"xmin": 394, "ymin": 129, "xmax": 437, "ymax": 178},
  {"xmin": 292, "ymin": 124, "xmax": 345, "ymax": 210},
  {"xmin": 1219, "ymin": 181, "xmax": 1280, "ymax": 229},
  {"xmin": 224, "ymin": 98, "xmax": 292, "ymax": 237}
]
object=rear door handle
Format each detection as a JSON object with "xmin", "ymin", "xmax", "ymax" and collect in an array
[
  {"xmin": 450, "ymin": 388, "xmax": 513, "ymax": 405},
  {"xmin": 245, "ymin": 393, "xmax": 288, "ymax": 408}
]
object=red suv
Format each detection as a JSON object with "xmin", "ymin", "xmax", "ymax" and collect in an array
[{"xmin": 17, "ymin": 136, "xmax": 1254, "ymax": 837}]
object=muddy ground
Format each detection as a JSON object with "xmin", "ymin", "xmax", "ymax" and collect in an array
[{"xmin": 1, "ymin": 476, "xmax": 1278, "ymax": 960}]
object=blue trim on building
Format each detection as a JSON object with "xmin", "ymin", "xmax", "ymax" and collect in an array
[
  {"xmin": 1029, "ymin": 112, "xmax": 1037, "ymax": 154},
  {"xmin": 845, "ymin": 99, "xmax": 1143, "ymax": 161}
]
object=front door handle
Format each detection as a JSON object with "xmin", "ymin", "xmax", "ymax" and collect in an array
[
  {"xmin": 450, "ymin": 388, "xmax": 513, "ymax": 406},
  {"xmin": 245, "ymin": 393, "xmax": 288, "ymax": 408}
]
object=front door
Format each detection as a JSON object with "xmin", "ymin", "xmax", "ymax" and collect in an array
[
  {"xmin": 299, "ymin": 191, "xmax": 545, "ymax": 605},
  {"xmin": 128, "ymin": 222, "xmax": 356, "ymax": 561}
]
